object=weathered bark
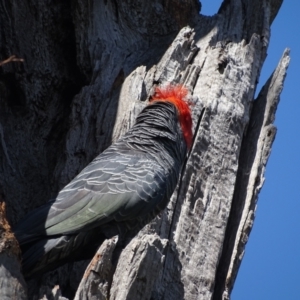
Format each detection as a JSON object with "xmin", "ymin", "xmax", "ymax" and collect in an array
[
  {"xmin": 0, "ymin": 57, "xmax": 27, "ymax": 300},
  {"xmin": 213, "ymin": 48, "xmax": 290, "ymax": 300},
  {"xmin": 0, "ymin": 201, "xmax": 27, "ymax": 299},
  {"xmin": 74, "ymin": 236, "xmax": 118, "ymax": 300},
  {"xmin": 0, "ymin": 0, "xmax": 289, "ymax": 299}
]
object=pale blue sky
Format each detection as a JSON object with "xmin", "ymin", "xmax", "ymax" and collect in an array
[{"xmin": 200, "ymin": 1, "xmax": 299, "ymax": 299}]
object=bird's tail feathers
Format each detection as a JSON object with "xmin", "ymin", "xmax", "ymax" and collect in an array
[{"xmin": 22, "ymin": 229, "xmax": 105, "ymax": 278}]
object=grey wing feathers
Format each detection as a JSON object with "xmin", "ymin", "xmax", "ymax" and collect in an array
[{"xmin": 14, "ymin": 150, "xmax": 167, "ymax": 242}]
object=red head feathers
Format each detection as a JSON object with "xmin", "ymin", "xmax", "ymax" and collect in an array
[{"xmin": 151, "ymin": 85, "xmax": 193, "ymax": 149}]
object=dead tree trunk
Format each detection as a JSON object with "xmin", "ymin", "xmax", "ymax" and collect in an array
[{"xmin": 0, "ymin": 0, "xmax": 289, "ymax": 299}]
